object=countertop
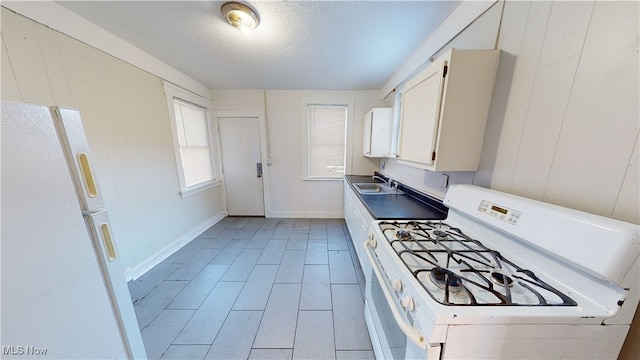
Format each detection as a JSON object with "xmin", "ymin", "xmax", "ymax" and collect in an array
[{"xmin": 345, "ymin": 174, "xmax": 448, "ymax": 220}]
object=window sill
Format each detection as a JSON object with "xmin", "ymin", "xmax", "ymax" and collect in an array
[{"xmin": 179, "ymin": 179, "xmax": 222, "ymax": 198}]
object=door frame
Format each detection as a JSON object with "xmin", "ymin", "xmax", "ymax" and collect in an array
[{"xmin": 211, "ymin": 111, "xmax": 272, "ymax": 217}]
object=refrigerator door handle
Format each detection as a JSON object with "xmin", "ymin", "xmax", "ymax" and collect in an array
[
  {"xmin": 99, "ymin": 223, "xmax": 117, "ymax": 261},
  {"xmin": 78, "ymin": 152, "xmax": 98, "ymax": 198}
]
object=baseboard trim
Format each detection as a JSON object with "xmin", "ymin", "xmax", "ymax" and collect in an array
[
  {"xmin": 268, "ymin": 211, "xmax": 344, "ymax": 219},
  {"xmin": 125, "ymin": 210, "xmax": 228, "ymax": 281}
]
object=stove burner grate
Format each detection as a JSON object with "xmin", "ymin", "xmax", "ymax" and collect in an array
[
  {"xmin": 430, "ymin": 267, "xmax": 463, "ymax": 292},
  {"xmin": 396, "ymin": 230, "xmax": 413, "ymax": 240},
  {"xmin": 379, "ymin": 220, "xmax": 577, "ymax": 307},
  {"xmin": 432, "ymin": 229, "xmax": 448, "ymax": 238},
  {"xmin": 490, "ymin": 272, "xmax": 514, "ymax": 287}
]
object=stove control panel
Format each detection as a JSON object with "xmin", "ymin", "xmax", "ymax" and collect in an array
[{"xmin": 479, "ymin": 200, "xmax": 521, "ymax": 225}]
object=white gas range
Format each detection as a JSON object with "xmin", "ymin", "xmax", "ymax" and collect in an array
[{"xmin": 363, "ymin": 184, "xmax": 639, "ymax": 359}]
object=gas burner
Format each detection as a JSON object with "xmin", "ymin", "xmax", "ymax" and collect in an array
[
  {"xmin": 396, "ymin": 230, "xmax": 413, "ymax": 240},
  {"xmin": 490, "ymin": 272, "xmax": 514, "ymax": 287},
  {"xmin": 380, "ymin": 220, "xmax": 577, "ymax": 306},
  {"xmin": 430, "ymin": 267, "xmax": 463, "ymax": 292},
  {"xmin": 432, "ymin": 229, "xmax": 448, "ymax": 238}
]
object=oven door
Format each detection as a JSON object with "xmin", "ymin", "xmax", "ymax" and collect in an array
[{"xmin": 364, "ymin": 238, "xmax": 440, "ymax": 360}]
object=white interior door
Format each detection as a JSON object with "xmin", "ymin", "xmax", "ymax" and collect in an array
[{"xmin": 219, "ymin": 117, "xmax": 265, "ymax": 216}]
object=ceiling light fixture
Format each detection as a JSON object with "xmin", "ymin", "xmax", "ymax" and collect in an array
[{"xmin": 221, "ymin": 2, "xmax": 260, "ymax": 35}]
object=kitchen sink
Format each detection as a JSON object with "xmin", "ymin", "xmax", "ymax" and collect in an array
[{"xmin": 353, "ymin": 183, "xmax": 404, "ymax": 195}]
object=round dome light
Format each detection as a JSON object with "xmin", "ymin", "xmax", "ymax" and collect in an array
[{"xmin": 221, "ymin": 2, "xmax": 260, "ymax": 35}]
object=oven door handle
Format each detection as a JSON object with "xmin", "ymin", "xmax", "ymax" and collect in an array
[{"xmin": 364, "ymin": 239, "xmax": 428, "ymax": 351}]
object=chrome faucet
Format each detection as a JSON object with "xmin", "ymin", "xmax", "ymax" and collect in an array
[
  {"xmin": 391, "ymin": 180, "xmax": 399, "ymax": 192},
  {"xmin": 372, "ymin": 174, "xmax": 403, "ymax": 194},
  {"xmin": 372, "ymin": 174, "xmax": 391, "ymax": 187}
]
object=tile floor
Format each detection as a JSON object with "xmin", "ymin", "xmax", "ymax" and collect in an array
[{"xmin": 128, "ymin": 217, "xmax": 374, "ymax": 360}]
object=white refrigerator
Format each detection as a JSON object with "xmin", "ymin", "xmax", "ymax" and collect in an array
[{"xmin": 1, "ymin": 101, "xmax": 147, "ymax": 359}]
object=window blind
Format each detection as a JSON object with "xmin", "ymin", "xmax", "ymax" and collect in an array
[
  {"xmin": 307, "ymin": 104, "xmax": 347, "ymax": 178},
  {"xmin": 173, "ymin": 99, "xmax": 214, "ymax": 188}
]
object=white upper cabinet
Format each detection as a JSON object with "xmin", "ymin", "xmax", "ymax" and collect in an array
[
  {"xmin": 362, "ymin": 108, "xmax": 393, "ymax": 157},
  {"xmin": 398, "ymin": 60, "xmax": 447, "ymax": 165},
  {"xmin": 398, "ymin": 49, "xmax": 500, "ymax": 171}
]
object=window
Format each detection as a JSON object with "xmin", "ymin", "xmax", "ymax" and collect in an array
[
  {"xmin": 306, "ymin": 104, "xmax": 347, "ymax": 179},
  {"xmin": 164, "ymin": 82, "xmax": 218, "ymax": 197}
]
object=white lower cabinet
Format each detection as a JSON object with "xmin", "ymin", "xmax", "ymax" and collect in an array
[{"xmin": 343, "ymin": 181, "xmax": 373, "ymax": 281}]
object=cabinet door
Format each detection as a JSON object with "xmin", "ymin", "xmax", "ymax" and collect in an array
[
  {"xmin": 362, "ymin": 111, "xmax": 373, "ymax": 156},
  {"xmin": 398, "ymin": 59, "xmax": 447, "ymax": 165},
  {"xmin": 343, "ymin": 182, "xmax": 372, "ymax": 279}
]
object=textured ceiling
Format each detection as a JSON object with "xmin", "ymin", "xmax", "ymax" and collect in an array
[{"xmin": 56, "ymin": 1, "xmax": 461, "ymax": 90}]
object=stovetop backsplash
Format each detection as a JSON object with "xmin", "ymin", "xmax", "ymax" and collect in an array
[{"xmin": 378, "ymin": 159, "xmax": 478, "ymax": 200}]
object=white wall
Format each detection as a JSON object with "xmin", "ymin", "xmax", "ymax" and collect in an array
[
  {"xmin": 1, "ymin": 8, "xmax": 227, "ymax": 279},
  {"xmin": 487, "ymin": 0, "xmax": 639, "ymax": 225},
  {"xmin": 212, "ymin": 89, "xmax": 266, "ymax": 111},
  {"xmin": 211, "ymin": 89, "xmax": 381, "ymax": 218}
]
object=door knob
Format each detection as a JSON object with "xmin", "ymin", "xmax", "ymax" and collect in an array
[{"xmin": 256, "ymin": 163, "xmax": 263, "ymax": 178}]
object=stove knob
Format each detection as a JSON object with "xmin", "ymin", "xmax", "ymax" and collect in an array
[
  {"xmin": 392, "ymin": 279, "xmax": 404, "ymax": 292},
  {"xmin": 367, "ymin": 234, "xmax": 377, "ymax": 248},
  {"xmin": 402, "ymin": 296, "xmax": 415, "ymax": 311}
]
